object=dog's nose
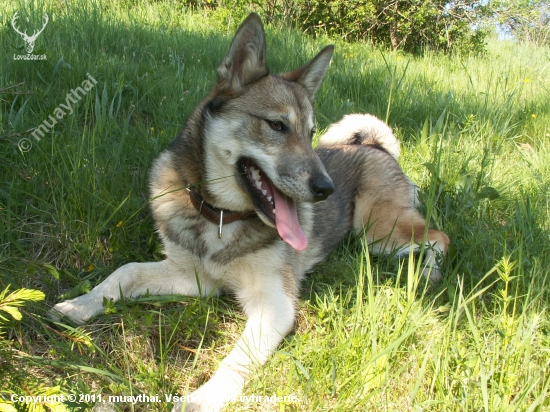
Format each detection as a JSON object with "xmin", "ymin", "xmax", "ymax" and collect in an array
[{"xmin": 310, "ymin": 175, "xmax": 334, "ymax": 201}]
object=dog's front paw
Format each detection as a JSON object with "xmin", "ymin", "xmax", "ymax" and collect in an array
[
  {"xmin": 48, "ymin": 295, "xmax": 100, "ymax": 325},
  {"xmin": 171, "ymin": 400, "xmax": 221, "ymax": 412},
  {"xmin": 171, "ymin": 375, "xmax": 242, "ymax": 412},
  {"xmin": 171, "ymin": 390, "xmax": 228, "ymax": 412}
]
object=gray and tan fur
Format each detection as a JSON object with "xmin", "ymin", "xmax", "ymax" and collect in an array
[{"xmin": 51, "ymin": 13, "xmax": 449, "ymax": 412}]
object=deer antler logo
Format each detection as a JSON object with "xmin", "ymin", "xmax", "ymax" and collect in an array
[{"xmin": 11, "ymin": 12, "xmax": 49, "ymax": 54}]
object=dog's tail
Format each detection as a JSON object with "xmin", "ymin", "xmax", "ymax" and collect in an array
[{"xmin": 317, "ymin": 114, "xmax": 400, "ymax": 161}]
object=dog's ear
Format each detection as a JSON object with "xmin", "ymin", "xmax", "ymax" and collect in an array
[
  {"xmin": 217, "ymin": 13, "xmax": 268, "ymax": 91},
  {"xmin": 281, "ymin": 45, "xmax": 334, "ymax": 101}
]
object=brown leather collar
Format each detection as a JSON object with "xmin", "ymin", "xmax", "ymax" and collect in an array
[{"xmin": 187, "ymin": 186, "xmax": 256, "ymax": 237}]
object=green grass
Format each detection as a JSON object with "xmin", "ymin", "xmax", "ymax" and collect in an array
[{"xmin": 1, "ymin": 0, "xmax": 549, "ymax": 411}]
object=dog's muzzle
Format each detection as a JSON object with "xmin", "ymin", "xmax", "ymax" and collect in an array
[{"xmin": 310, "ymin": 174, "xmax": 334, "ymax": 201}]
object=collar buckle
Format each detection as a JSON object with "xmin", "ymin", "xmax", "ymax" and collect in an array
[{"xmin": 187, "ymin": 186, "xmax": 256, "ymax": 238}]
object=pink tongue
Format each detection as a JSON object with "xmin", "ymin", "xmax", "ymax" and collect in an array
[{"xmin": 272, "ymin": 187, "xmax": 308, "ymax": 251}]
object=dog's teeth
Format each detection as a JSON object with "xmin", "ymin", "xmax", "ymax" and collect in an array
[
  {"xmin": 255, "ymin": 181, "xmax": 262, "ymax": 190},
  {"xmin": 252, "ymin": 169, "xmax": 260, "ymax": 181},
  {"xmin": 262, "ymin": 190, "xmax": 267, "ymax": 196},
  {"xmin": 273, "ymin": 208, "xmax": 276, "ymax": 214},
  {"xmin": 267, "ymin": 195, "xmax": 272, "ymax": 202}
]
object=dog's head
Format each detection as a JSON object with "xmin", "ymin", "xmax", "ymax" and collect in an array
[{"xmin": 203, "ymin": 13, "xmax": 334, "ymax": 251}]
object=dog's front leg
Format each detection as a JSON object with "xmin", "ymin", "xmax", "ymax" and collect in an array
[
  {"xmin": 50, "ymin": 259, "xmax": 218, "ymax": 324},
  {"xmin": 176, "ymin": 274, "xmax": 295, "ymax": 412}
]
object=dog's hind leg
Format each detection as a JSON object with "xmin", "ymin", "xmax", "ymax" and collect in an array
[
  {"xmin": 356, "ymin": 204, "xmax": 450, "ymax": 283},
  {"xmin": 50, "ymin": 258, "xmax": 219, "ymax": 324},
  {"xmin": 416, "ymin": 228, "xmax": 450, "ymax": 282},
  {"xmin": 386, "ymin": 219, "xmax": 449, "ymax": 282}
]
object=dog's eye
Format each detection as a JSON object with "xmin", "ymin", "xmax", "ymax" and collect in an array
[{"xmin": 267, "ymin": 120, "xmax": 286, "ymax": 132}]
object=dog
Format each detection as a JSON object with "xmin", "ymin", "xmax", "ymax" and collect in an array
[{"xmin": 51, "ymin": 13, "xmax": 449, "ymax": 412}]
